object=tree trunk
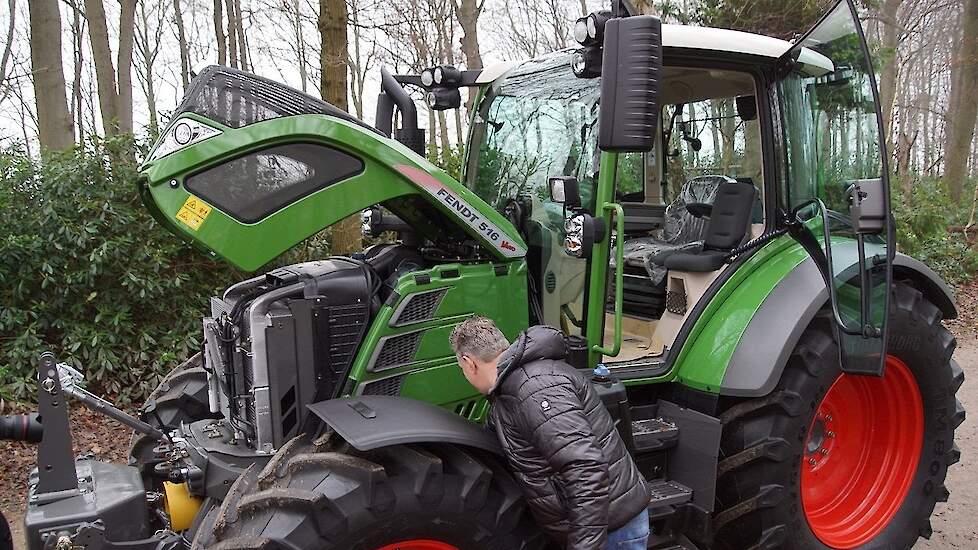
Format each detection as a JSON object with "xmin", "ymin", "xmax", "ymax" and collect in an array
[
  {"xmin": 225, "ymin": 0, "xmax": 238, "ymax": 68},
  {"xmin": 174, "ymin": 0, "xmax": 191, "ymax": 89},
  {"xmin": 292, "ymin": 0, "xmax": 307, "ymax": 93},
  {"xmin": 214, "ymin": 0, "xmax": 227, "ymax": 65},
  {"xmin": 319, "ymin": 0, "xmax": 360, "ymax": 254},
  {"xmin": 0, "ymin": 0, "xmax": 15, "ymax": 90},
  {"xmin": 117, "ymin": 0, "xmax": 136, "ymax": 134},
  {"xmin": 233, "ymin": 0, "xmax": 248, "ymax": 71},
  {"xmin": 878, "ymin": 0, "xmax": 901, "ymax": 150},
  {"xmin": 454, "ymin": 0, "xmax": 483, "ymax": 70},
  {"xmin": 29, "ymin": 0, "xmax": 74, "ymax": 150},
  {"xmin": 944, "ymin": 0, "xmax": 978, "ymax": 201},
  {"xmin": 71, "ymin": 0, "xmax": 85, "ymax": 140}
]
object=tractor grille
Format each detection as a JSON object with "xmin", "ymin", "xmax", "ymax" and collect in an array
[
  {"xmin": 390, "ymin": 289, "xmax": 447, "ymax": 327},
  {"xmin": 370, "ymin": 330, "xmax": 424, "ymax": 372},
  {"xmin": 359, "ymin": 375, "xmax": 406, "ymax": 396}
]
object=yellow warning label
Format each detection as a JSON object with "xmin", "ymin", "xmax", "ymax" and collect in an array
[{"xmin": 175, "ymin": 195, "xmax": 212, "ymax": 231}]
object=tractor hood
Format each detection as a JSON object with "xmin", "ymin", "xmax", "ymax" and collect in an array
[{"xmin": 139, "ymin": 66, "xmax": 525, "ymax": 272}]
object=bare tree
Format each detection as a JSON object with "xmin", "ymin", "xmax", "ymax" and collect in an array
[
  {"xmin": 134, "ymin": 0, "xmax": 168, "ymax": 136},
  {"xmin": 0, "ymin": 0, "xmax": 14, "ymax": 92},
  {"xmin": 214, "ymin": 0, "xmax": 227, "ymax": 65},
  {"xmin": 944, "ymin": 0, "xmax": 978, "ymax": 201},
  {"xmin": 320, "ymin": 0, "xmax": 361, "ymax": 254},
  {"xmin": 85, "ymin": 0, "xmax": 137, "ymax": 135},
  {"xmin": 28, "ymin": 0, "xmax": 74, "ymax": 150},
  {"xmin": 68, "ymin": 0, "xmax": 86, "ymax": 141},
  {"xmin": 173, "ymin": 0, "xmax": 191, "ymax": 89}
]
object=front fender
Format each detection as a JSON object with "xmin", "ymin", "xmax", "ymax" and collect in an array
[{"xmin": 307, "ymin": 395, "xmax": 501, "ymax": 454}]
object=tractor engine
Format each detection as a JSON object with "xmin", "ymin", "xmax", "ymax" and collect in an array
[{"xmin": 202, "ymin": 254, "xmax": 417, "ymax": 452}]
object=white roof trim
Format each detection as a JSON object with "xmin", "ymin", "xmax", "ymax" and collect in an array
[{"xmin": 661, "ymin": 24, "xmax": 833, "ymax": 74}]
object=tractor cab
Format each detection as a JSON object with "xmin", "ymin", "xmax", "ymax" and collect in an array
[{"xmin": 465, "ymin": 4, "xmax": 894, "ymax": 377}]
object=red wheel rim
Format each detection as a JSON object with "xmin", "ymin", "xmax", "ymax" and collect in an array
[
  {"xmin": 375, "ymin": 541, "xmax": 459, "ymax": 550},
  {"xmin": 801, "ymin": 355, "xmax": 923, "ymax": 548}
]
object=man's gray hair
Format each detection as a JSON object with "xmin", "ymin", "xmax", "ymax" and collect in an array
[{"xmin": 449, "ymin": 316, "xmax": 510, "ymax": 361}]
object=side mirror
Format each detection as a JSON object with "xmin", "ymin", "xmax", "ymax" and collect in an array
[
  {"xmin": 549, "ymin": 176, "xmax": 582, "ymax": 208},
  {"xmin": 598, "ymin": 15, "xmax": 663, "ymax": 152},
  {"xmin": 847, "ymin": 179, "xmax": 885, "ymax": 235}
]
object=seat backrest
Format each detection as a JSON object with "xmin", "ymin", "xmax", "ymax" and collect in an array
[
  {"xmin": 704, "ymin": 182, "xmax": 757, "ymax": 251},
  {"xmin": 662, "ymin": 175, "xmax": 732, "ymax": 244}
]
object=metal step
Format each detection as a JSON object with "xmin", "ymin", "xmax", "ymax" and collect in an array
[
  {"xmin": 631, "ymin": 418, "xmax": 680, "ymax": 452},
  {"xmin": 647, "ymin": 479, "xmax": 693, "ymax": 509}
]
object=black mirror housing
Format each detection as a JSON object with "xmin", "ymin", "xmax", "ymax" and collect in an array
[
  {"xmin": 598, "ymin": 15, "xmax": 663, "ymax": 152},
  {"xmin": 847, "ymin": 179, "xmax": 886, "ymax": 235},
  {"xmin": 549, "ymin": 176, "xmax": 582, "ymax": 209}
]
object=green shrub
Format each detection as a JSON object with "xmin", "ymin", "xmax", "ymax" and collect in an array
[
  {"xmin": 0, "ymin": 137, "xmax": 242, "ymax": 404},
  {"xmin": 892, "ymin": 176, "xmax": 978, "ymax": 284}
]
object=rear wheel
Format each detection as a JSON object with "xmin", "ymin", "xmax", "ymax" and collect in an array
[
  {"xmin": 193, "ymin": 435, "xmax": 548, "ymax": 550},
  {"xmin": 129, "ymin": 353, "xmax": 220, "ymax": 467},
  {"xmin": 713, "ymin": 283, "xmax": 964, "ymax": 549}
]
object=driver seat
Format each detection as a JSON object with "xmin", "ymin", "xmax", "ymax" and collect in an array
[{"xmin": 663, "ymin": 182, "xmax": 757, "ymax": 272}]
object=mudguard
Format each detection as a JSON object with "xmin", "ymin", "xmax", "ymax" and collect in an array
[
  {"xmin": 307, "ymin": 395, "xmax": 501, "ymax": 454},
  {"xmin": 718, "ymin": 252, "xmax": 957, "ymax": 397}
]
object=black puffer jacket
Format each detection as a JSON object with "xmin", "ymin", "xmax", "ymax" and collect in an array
[{"xmin": 488, "ymin": 326, "xmax": 651, "ymax": 550}]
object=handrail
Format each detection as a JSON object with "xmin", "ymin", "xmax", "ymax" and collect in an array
[{"xmin": 591, "ymin": 201, "xmax": 625, "ymax": 356}]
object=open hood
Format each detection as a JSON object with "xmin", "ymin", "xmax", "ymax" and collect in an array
[{"xmin": 140, "ymin": 66, "xmax": 525, "ymax": 272}]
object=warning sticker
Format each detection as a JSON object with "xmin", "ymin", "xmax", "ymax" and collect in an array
[
  {"xmin": 394, "ymin": 164, "xmax": 526, "ymax": 258},
  {"xmin": 175, "ymin": 195, "xmax": 212, "ymax": 231}
]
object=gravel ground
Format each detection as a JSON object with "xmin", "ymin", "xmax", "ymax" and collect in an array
[{"xmin": 2, "ymin": 316, "xmax": 976, "ymax": 549}]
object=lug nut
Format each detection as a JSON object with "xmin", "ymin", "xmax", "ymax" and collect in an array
[
  {"xmin": 827, "ymin": 431, "xmax": 835, "ymax": 438},
  {"xmin": 809, "ymin": 457, "xmax": 818, "ymax": 466}
]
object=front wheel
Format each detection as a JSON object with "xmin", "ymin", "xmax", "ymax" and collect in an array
[
  {"xmin": 713, "ymin": 283, "xmax": 964, "ymax": 549},
  {"xmin": 192, "ymin": 435, "xmax": 548, "ymax": 550}
]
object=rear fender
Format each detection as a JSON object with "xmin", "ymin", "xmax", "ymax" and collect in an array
[{"xmin": 713, "ymin": 252, "xmax": 956, "ymax": 398}]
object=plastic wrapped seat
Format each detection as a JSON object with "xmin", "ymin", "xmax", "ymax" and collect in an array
[{"xmin": 618, "ymin": 175, "xmax": 733, "ymax": 285}]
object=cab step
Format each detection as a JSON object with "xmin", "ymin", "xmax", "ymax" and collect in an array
[
  {"xmin": 647, "ymin": 534, "xmax": 701, "ymax": 550},
  {"xmin": 631, "ymin": 418, "xmax": 679, "ymax": 452},
  {"xmin": 647, "ymin": 479, "xmax": 692, "ymax": 508}
]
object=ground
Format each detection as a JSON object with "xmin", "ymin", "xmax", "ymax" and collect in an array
[{"xmin": 2, "ymin": 288, "xmax": 977, "ymax": 549}]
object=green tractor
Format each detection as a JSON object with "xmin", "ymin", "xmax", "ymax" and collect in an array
[{"xmin": 14, "ymin": 1, "xmax": 964, "ymax": 549}]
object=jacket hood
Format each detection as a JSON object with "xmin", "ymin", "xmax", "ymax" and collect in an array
[{"xmin": 490, "ymin": 325, "xmax": 567, "ymax": 395}]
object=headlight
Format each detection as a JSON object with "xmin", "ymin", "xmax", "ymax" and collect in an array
[
  {"xmin": 421, "ymin": 69, "xmax": 434, "ymax": 87},
  {"xmin": 564, "ymin": 214, "xmax": 586, "ymax": 257},
  {"xmin": 433, "ymin": 67, "xmax": 443, "ymax": 85},
  {"xmin": 148, "ymin": 118, "xmax": 222, "ymax": 161},
  {"xmin": 361, "ymin": 208, "xmax": 374, "ymax": 237}
]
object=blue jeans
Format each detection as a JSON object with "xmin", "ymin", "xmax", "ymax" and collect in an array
[{"xmin": 605, "ymin": 509, "xmax": 649, "ymax": 549}]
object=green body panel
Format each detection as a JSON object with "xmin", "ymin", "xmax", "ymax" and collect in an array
[
  {"xmin": 344, "ymin": 260, "xmax": 529, "ymax": 417},
  {"xmin": 670, "ymin": 237, "xmax": 811, "ymax": 392},
  {"xmin": 140, "ymin": 113, "xmax": 526, "ymax": 271},
  {"xmin": 611, "ymin": 236, "xmax": 811, "ymax": 391}
]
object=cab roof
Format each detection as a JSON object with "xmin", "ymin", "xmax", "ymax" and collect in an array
[{"xmin": 476, "ymin": 23, "xmax": 833, "ymax": 83}]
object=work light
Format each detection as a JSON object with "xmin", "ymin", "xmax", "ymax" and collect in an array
[
  {"xmin": 572, "ymin": 47, "xmax": 603, "ymax": 79},
  {"xmin": 425, "ymin": 88, "xmax": 462, "ymax": 110},
  {"xmin": 420, "ymin": 69, "xmax": 435, "ymax": 87},
  {"xmin": 433, "ymin": 65, "xmax": 461, "ymax": 86},
  {"xmin": 574, "ymin": 17, "xmax": 590, "ymax": 44}
]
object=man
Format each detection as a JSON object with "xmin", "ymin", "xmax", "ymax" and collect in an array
[{"xmin": 449, "ymin": 316, "xmax": 651, "ymax": 550}]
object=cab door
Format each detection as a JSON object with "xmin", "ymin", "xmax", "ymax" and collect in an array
[{"xmin": 777, "ymin": 0, "xmax": 894, "ymax": 375}]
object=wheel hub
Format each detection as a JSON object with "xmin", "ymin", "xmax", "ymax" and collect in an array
[{"xmin": 800, "ymin": 355, "xmax": 924, "ymax": 549}]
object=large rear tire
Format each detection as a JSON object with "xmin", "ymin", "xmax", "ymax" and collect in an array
[
  {"xmin": 193, "ymin": 435, "xmax": 549, "ymax": 550},
  {"xmin": 128, "ymin": 352, "xmax": 220, "ymax": 467},
  {"xmin": 713, "ymin": 283, "xmax": 964, "ymax": 550}
]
